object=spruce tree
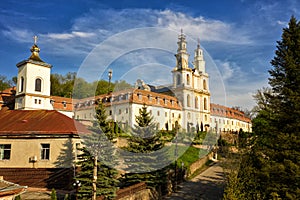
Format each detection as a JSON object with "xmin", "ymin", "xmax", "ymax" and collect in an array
[
  {"xmin": 236, "ymin": 16, "xmax": 300, "ymax": 199},
  {"xmin": 121, "ymin": 104, "xmax": 167, "ymax": 188},
  {"xmin": 76, "ymin": 100, "xmax": 119, "ymax": 200}
]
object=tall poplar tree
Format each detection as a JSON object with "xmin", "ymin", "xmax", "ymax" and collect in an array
[{"xmin": 234, "ymin": 16, "xmax": 300, "ymax": 199}]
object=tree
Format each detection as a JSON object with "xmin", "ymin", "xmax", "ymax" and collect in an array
[
  {"xmin": 51, "ymin": 72, "xmax": 76, "ymax": 97},
  {"xmin": 121, "ymin": 104, "xmax": 166, "ymax": 189},
  {"xmin": 51, "ymin": 188, "xmax": 57, "ymax": 200},
  {"xmin": 76, "ymin": 100, "xmax": 119, "ymax": 200},
  {"xmin": 251, "ymin": 87, "xmax": 272, "ymax": 117},
  {"xmin": 235, "ymin": 16, "xmax": 300, "ymax": 199},
  {"xmin": 0, "ymin": 75, "xmax": 12, "ymax": 91}
]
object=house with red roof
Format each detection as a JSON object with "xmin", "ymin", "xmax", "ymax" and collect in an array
[{"xmin": 0, "ymin": 39, "xmax": 89, "ymax": 191}]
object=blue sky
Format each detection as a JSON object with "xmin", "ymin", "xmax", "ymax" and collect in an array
[{"xmin": 1, "ymin": 0, "xmax": 300, "ymax": 109}]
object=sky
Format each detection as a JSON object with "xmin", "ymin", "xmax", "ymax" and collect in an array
[{"xmin": 1, "ymin": 0, "xmax": 300, "ymax": 110}]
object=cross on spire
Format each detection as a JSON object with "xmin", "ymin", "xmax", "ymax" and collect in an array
[{"xmin": 33, "ymin": 36, "xmax": 38, "ymax": 45}]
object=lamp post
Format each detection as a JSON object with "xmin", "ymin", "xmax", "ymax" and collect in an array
[
  {"xmin": 73, "ymin": 180, "xmax": 81, "ymax": 200},
  {"xmin": 174, "ymin": 121, "xmax": 179, "ymax": 192},
  {"xmin": 108, "ymin": 69, "xmax": 113, "ymax": 93}
]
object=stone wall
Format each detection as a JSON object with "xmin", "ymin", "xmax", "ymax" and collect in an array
[{"xmin": 188, "ymin": 152, "xmax": 213, "ymax": 176}]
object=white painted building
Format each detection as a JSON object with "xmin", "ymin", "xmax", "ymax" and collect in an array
[{"xmin": 75, "ymin": 31, "xmax": 211, "ymax": 132}]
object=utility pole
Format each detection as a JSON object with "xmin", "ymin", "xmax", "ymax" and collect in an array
[{"xmin": 92, "ymin": 156, "xmax": 97, "ymax": 200}]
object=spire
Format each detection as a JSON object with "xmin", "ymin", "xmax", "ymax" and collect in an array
[
  {"xmin": 29, "ymin": 36, "xmax": 43, "ymax": 62},
  {"xmin": 177, "ymin": 29, "xmax": 187, "ymax": 53},
  {"xmin": 193, "ymin": 37, "xmax": 205, "ymax": 73},
  {"xmin": 175, "ymin": 29, "xmax": 189, "ymax": 69}
]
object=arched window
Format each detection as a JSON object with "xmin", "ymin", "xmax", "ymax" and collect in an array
[
  {"xmin": 187, "ymin": 94, "xmax": 191, "ymax": 107},
  {"xmin": 203, "ymin": 79, "xmax": 207, "ymax": 90},
  {"xmin": 20, "ymin": 77, "xmax": 24, "ymax": 92},
  {"xmin": 204, "ymin": 98, "xmax": 207, "ymax": 110},
  {"xmin": 195, "ymin": 97, "xmax": 199, "ymax": 109},
  {"xmin": 187, "ymin": 74, "xmax": 190, "ymax": 85},
  {"xmin": 35, "ymin": 78, "xmax": 42, "ymax": 92},
  {"xmin": 176, "ymin": 74, "xmax": 181, "ymax": 85}
]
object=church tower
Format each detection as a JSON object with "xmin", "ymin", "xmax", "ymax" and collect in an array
[
  {"xmin": 193, "ymin": 39, "xmax": 206, "ymax": 73},
  {"xmin": 172, "ymin": 31, "xmax": 210, "ymax": 131},
  {"xmin": 15, "ymin": 36, "xmax": 53, "ymax": 110}
]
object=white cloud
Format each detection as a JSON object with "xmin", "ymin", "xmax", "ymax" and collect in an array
[
  {"xmin": 47, "ymin": 31, "xmax": 96, "ymax": 40},
  {"xmin": 2, "ymin": 27, "xmax": 33, "ymax": 43},
  {"xmin": 215, "ymin": 60, "xmax": 243, "ymax": 81},
  {"xmin": 157, "ymin": 10, "xmax": 252, "ymax": 44}
]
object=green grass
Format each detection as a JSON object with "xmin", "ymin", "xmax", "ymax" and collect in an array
[
  {"xmin": 166, "ymin": 145, "xmax": 209, "ymax": 169},
  {"xmin": 177, "ymin": 146, "xmax": 209, "ymax": 167}
]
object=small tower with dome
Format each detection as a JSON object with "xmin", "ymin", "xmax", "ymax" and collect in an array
[{"xmin": 14, "ymin": 36, "xmax": 53, "ymax": 110}]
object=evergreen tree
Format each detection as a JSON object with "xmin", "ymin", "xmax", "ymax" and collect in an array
[
  {"xmin": 50, "ymin": 188, "xmax": 57, "ymax": 200},
  {"xmin": 235, "ymin": 16, "xmax": 300, "ymax": 199},
  {"xmin": 121, "ymin": 104, "xmax": 167, "ymax": 188},
  {"xmin": 76, "ymin": 100, "xmax": 119, "ymax": 200}
]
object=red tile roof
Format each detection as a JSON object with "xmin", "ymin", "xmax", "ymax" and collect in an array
[
  {"xmin": 0, "ymin": 110, "xmax": 89, "ymax": 135},
  {"xmin": 50, "ymin": 96, "xmax": 73, "ymax": 111},
  {"xmin": 210, "ymin": 103, "xmax": 251, "ymax": 123}
]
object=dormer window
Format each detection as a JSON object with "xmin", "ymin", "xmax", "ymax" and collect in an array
[
  {"xmin": 35, "ymin": 78, "xmax": 42, "ymax": 92},
  {"xmin": 62, "ymin": 101, "xmax": 67, "ymax": 108}
]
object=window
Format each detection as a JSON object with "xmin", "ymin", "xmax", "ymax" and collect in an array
[
  {"xmin": 126, "ymin": 108, "xmax": 128, "ymax": 114},
  {"xmin": 157, "ymin": 111, "xmax": 160, "ymax": 116},
  {"xmin": 119, "ymin": 109, "xmax": 121, "ymax": 114},
  {"xmin": 176, "ymin": 74, "xmax": 181, "ymax": 85},
  {"xmin": 34, "ymin": 99, "xmax": 37, "ymax": 104},
  {"xmin": 187, "ymin": 94, "xmax": 191, "ymax": 107},
  {"xmin": 41, "ymin": 144, "xmax": 50, "ymax": 160},
  {"xmin": 0, "ymin": 144, "xmax": 11, "ymax": 160},
  {"xmin": 20, "ymin": 77, "xmax": 24, "ymax": 92},
  {"xmin": 38, "ymin": 99, "xmax": 41, "ymax": 104},
  {"xmin": 204, "ymin": 98, "xmax": 207, "ymax": 110},
  {"xmin": 187, "ymin": 74, "xmax": 190, "ymax": 85},
  {"xmin": 203, "ymin": 80, "xmax": 207, "ymax": 90},
  {"xmin": 195, "ymin": 97, "xmax": 199, "ymax": 109},
  {"xmin": 165, "ymin": 112, "xmax": 167, "ymax": 117},
  {"xmin": 138, "ymin": 93, "xmax": 142, "ymax": 100},
  {"xmin": 35, "ymin": 78, "xmax": 42, "ymax": 92}
]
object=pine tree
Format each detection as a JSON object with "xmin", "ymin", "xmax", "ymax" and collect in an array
[
  {"xmin": 76, "ymin": 100, "xmax": 119, "ymax": 200},
  {"xmin": 121, "ymin": 104, "xmax": 167, "ymax": 188},
  {"xmin": 236, "ymin": 16, "xmax": 300, "ymax": 199}
]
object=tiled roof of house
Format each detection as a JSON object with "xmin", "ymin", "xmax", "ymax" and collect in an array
[
  {"xmin": 210, "ymin": 103, "xmax": 251, "ymax": 123},
  {"xmin": 50, "ymin": 95, "xmax": 73, "ymax": 111},
  {"xmin": 75, "ymin": 88, "xmax": 182, "ymax": 111},
  {"xmin": 0, "ymin": 110, "xmax": 89, "ymax": 135},
  {"xmin": 0, "ymin": 87, "xmax": 16, "ymax": 110}
]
